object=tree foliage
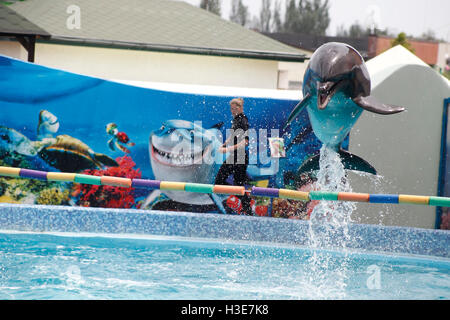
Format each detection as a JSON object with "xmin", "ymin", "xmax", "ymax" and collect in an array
[
  {"xmin": 200, "ymin": 0, "xmax": 221, "ymax": 16},
  {"xmin": 391, "ymin": 32, "xmax": 415, "ymax": 53},
  {"xmin": 257, "ymin": 0, "xmax": 272, "ymax": 32},
  {"xmin": 336, "ymin": 22, "xmax": 371, "ymax": 38},
  {"xmin": 283, "ymin": 0, "xmax": 330, "ymax": 35},
  {"xmin": 229, "ymin": 0, "xmax": 249, "ymax": 27},
  {"xmin": 272, "ymin": 0, "xmax": 283, "ymax": 32},
  {"xmin": 420, "ymin": 29, "xmax": 437, "ymax": 41},
  {"xmin": 1, "ymin": 0, "xmax": 26, "ymax": 4}
]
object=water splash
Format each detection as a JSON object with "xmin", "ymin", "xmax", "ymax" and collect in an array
[{"xmin": 305, "ymin": 145, "xmax": 356, "ymax": 299}]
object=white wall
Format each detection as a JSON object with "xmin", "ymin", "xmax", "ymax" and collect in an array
[
  {"xmin": 277, "ymin": 60, "xmax": 309, "ymax": 90},
  {"xmin": 0, "ymin": 40, "xmax": 28, "ymax": 61},
  {"xmin": 30, "ymin": 43, "xmax": 281, "ymax": 89},
  {"xmin": 348, "ymin": 46, "xmax": 450, "ymax": 229},
  {"xmin": 437, "ymin": 42, "xmax": 450, "ymax": 74}
]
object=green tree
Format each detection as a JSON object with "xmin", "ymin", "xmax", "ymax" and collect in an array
[
  {"xmin": 348, "ymin": 22, "xmax": 370, "ymax": 38},
  {"xmin": 1, "ymin": 0, "xmax": 26, "ymax": 4},
  {"xmin": 272, "ymin": 0, "xmax": 283, "ymax": 32},
  {"xmin": 200, "ymin": 0, "xmax": 221, "ymax": 16},
  {"xmin": 283, "ymin": 0, "xmax": 330, "ymax": 35},
  {"xmin": 283, "ymin": 0, "xmax": 298, "ymax": 33},
  {"xmin": 391, "ymin": 32, "xmax": 415, "ymax": 53},
  {"xmin": 421, "ymin": 29, "xmax": 437, "ymax": 41},
  {"xmin": 258, "ymin": 0, "xmax": 272, "ymax": 32},
  {"xmin": 229, "ymin": 0, "xmax": 249, "ymax": 27},
  {"xmin": 336, "ymin": 22, "xmax": 370, "ymax": 38}
]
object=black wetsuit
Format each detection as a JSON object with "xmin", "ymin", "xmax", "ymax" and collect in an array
[{"xmin": 215, "ymin": 113, "xmax": 252, "ymax": 215}]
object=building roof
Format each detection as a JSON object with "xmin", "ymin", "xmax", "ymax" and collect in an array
[
  {"xmin": 264, "ymin": 32, "xmax": 369, "ymax": 59},
  {"xmin": 371, "ymin": 35, "xmax": 439, "ymax": 65},
  {"xmin": 9, "ymin": 0, "xmax": 308, "ymax": 62},
  {"xmin": 0, "ymin": 4, "xmax": 50, "ymax": 37}
]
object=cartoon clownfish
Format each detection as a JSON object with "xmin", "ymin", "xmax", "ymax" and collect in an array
[{"xmin": 106, "ymin": 123, "xmax": 135, "ymax": 153}]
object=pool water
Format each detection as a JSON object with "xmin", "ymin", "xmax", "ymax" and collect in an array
[{"xmin": 0, "ymin": 231, "xmax": 448, "ymax": 300}]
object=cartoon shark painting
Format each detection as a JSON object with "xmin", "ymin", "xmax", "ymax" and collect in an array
[
  {"xmin": 285, "ymin": 42, "xmax": 405, "ymax": 175},
  {"xmin": 143, "ymin": 120, "xmax": 227, "ymax": 211}
]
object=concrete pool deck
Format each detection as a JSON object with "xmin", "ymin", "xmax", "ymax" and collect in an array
[{"xmin": 0, "ymin": 203, "xmax": 448, "ymax": 258}]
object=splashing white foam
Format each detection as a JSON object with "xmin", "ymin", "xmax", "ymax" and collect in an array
[{"xmin": 305, "ymin": 146, "xmax": 356, "ymax": 299}]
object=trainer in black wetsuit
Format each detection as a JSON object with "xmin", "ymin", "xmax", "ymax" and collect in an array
[{"xmin": 215, "ymin": 98, "xmax": 252, "ymax": 215}]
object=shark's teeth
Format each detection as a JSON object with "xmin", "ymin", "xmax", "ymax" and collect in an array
[{"xmin": 153, "ymin": 145, "xmax": 203, "ymax": 166}]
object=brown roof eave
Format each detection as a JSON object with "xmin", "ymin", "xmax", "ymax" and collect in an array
[{"xmin": 0, "ymin": 31, "xmax": 50, "ymax": 38}]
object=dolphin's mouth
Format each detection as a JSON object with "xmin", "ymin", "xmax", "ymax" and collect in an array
[
  {"xmin": 151, "ymin": 143, "xmax": 211, "ymax": 167},
  {"xmin": 317, "ymin": 80, "xmax": 347, "ymax": 110}
]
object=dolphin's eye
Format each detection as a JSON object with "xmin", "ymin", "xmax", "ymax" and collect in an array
[{"xmin": 160, "ymin": 125, "xmax": 165, "ymax": 131}]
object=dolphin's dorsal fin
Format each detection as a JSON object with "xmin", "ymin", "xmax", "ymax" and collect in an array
[{"xmin": 353, "ymin": 95, "xmax": 405, "ymax": 115}]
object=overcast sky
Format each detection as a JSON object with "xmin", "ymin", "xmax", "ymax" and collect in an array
[{"xmin": 180, "ymin": 0, "xmax": 450, "ymax": 41}]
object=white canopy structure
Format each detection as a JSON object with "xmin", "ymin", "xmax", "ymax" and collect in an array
[{"xmin": 349, "ymin": 45, "xmax": 450, "ymax": 229}]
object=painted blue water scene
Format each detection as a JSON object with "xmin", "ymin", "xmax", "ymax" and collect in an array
[
  {"xmin": 0, "ymin": 0, "xmax": 449, "ymax": 301},
  {"xmin": 0, "ymin": 54, "xmax": 325, "ymax": 217}
]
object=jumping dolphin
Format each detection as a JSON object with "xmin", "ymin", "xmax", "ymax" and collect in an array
[{"xmin": 284, "ymin": 42, "xmax": 405, "ymax": 174}]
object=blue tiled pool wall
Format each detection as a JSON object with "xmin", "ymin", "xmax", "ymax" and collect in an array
[{"xmin": 0, "ymin": 203, "xmax": 448, "ymax": 258}]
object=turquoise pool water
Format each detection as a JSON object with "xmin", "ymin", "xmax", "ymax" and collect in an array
[{"xmin": 0, "ymin": 231, "xmax": 448, "ymax": 300}]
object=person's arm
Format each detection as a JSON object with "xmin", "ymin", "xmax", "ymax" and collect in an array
[
  {"xmin": 218, "ymin": 135, "xmax": 233, "ymax": 153},
  {"xmin": 219, "ymin": 136, "xmax": 248, "ymax": 153}
]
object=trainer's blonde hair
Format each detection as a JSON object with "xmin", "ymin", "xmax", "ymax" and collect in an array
[{"xmin": 230, "ymin": 98, "xmax": 244, "ymax": 107}]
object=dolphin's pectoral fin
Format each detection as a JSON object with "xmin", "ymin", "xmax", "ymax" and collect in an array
[
  {"xmin": 93, "ymin": 153, "xmax": 119, "ymax": 167},
  {"xmin": 338, "ymin": 149, "xmax": 377, "ymax": 175},
  {"xmin": 209, "ymin": 193, "xmax": 228, "ymax": 214},
  {"xmin": 284, "ymin": 93, "xmax": 311, "ymax": 128},
  {"xmin": 296, "ymin": 150, "xmax": 377, "ymax": 176},
  {"xmin": 353, "ymin": 95, "xmax": 405, "ymax": 115}
]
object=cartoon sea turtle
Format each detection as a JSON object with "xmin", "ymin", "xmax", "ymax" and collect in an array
[
  {"xmin": 106, "ymin": 123, "xmax": 135, "ymax": 153},
  {"xmin": 38, "ymin": 134, "xmax": 118, "ymax": 172},
  {"xmin": 0, "ymin": 125, "xmax": 44, "ymax": 166},
  {"xmin": 0, "ymin": 125, "xmax": 41, "ymax": 157},
  {"xmin": 33, "ymin": 110, "xmax": 119, "ymax": 172}
]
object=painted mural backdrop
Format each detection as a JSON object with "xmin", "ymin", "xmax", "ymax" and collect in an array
[{"xmin": 0, "ymin": 55, "xmax": 323, "ymax": 219}]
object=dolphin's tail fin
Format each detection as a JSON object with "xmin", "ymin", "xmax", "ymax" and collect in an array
[
  {"xmin": 297, "ymin": 149, "xmax": 377, "ymax": 176},
  {"xmin": 338, "ymin": 149, "xmax": 377, "ymax": 175},
  {"xmin": 284, "ymin": 93, "xmax": 311, "ymax": 129}
]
